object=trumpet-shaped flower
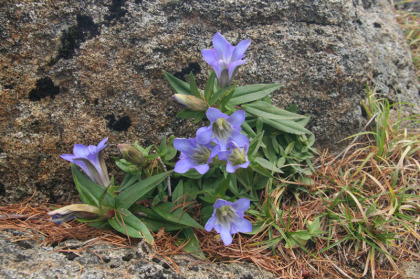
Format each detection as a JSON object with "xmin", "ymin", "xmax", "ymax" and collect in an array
[
  {"xmin": 202, "ymin": 32, "xmax": 251, "ymax": 88},
  {"xmin": 61, "ymin": 138, "xmax": 110, "ymax": 187},
  {"xmin": 218, "ymin": 141, "xmax": 250, "ymax": 173},
  {"xmin": 205, "ymin": 198, "xmax": 252, "ymax": 246},
  {"xmin": 197, "ymin": 107, "xmax": 248, "ymax": 150},
  {"xmin": 48, "ymin": 204, "xmax": 103, "ymax": 225},
  {"xmin": 173, "ymin": 137, "xmax": 221, "ymax": 174}
]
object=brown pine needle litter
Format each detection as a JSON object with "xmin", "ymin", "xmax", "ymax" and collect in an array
[{"xmin": 1, "ymin": 122, "xmax": 419, "ymax": 279}]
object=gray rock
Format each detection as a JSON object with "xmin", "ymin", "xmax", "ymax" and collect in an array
[
  {"xmin": 0, "ymin": 0, "xmax": 418, "ymax": 203},
  {"xmin": 0, "ymin": 230, "xmax": 275, "ymax": 278}
]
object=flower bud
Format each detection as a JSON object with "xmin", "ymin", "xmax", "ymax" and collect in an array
[
  {"xmin": 173, "ymin": 94, "xmax": 208, "ymax": 111},
  {"xmin": 48, "ymin": 204, "xmax": 105, "ymax": 225},
  {"xmin": 117, "ymin": 144, "xmax": 145, "ymax": 166}
]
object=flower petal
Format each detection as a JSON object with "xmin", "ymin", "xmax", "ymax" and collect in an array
[
  {"xmin": 196, "ymin": 127, "xmax": 213, "ymax": 145},
  {"xmin": 230, "ymin": 217, "xmax": 252, "ymax": 234},
  {"xmin": 212, "ymin": 32, "xmax": 231, "ymax": 59},
  {"xmin": 213, "ymin": 199, "xmax": 230, "ymax": 209},
  {"xmin": 206, "ymin": 107, "xmax": 226, "ymax": 123},
  {"xmin": 219, "ymin": 224, "xmax": 233, "ymax": 246},
  {"xmin": 174, "ymin": 158, "xmax": 195, "ymax": 173},
  {"xmin": 174, "ymin": 138, "xmax": 194, "ymax": 153},
  {"xmin": 72, "ymin": 144, "xmax": 90, "ymax": 157},
  {"xmin": 194, "ymin": 164, "xmax": 209, "ymax": 174},
  {"xmin": 231, "ymin": 198, "xmax": 251, "ymax": 212},
  {"xmin": 229, "ymin": 132, "xmax": 249, "ymax": 147},
  {"xmin": 225, "ymin": 162, "xmax": 236, "ymax": 173},
  {"xmin": 205, "ymin": 216, "xmax": 216, "ymax": 232},
  {"xmin": 227, "ymin": 110, "xmax": 246, "ymax": 128},
  {"xmin": 231, "ymin": 39, "xmax": 251, "ymax": 61}
]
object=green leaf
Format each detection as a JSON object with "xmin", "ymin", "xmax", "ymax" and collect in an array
[
  {"xmin": 176, "ymin": 109, "xmax": 201, "ymax": 120},
  {"xmin": 181, "ymin": 228, "xmax": 206, "ymax": 259},
  {"xmin": 243, "ymin": 101, "xmax": 307, "ymax": 120},
  {"xmin": 172, "ymin": 181, "xmax": 184, "ymax": 204},
  {"xmin": 204, "ymin": 72, "xmax": 216, "ymax": 102},
  {"xmin": 152, "ymin": 202, "xmax": 203, "ymax": 229},
  {"xmin": 254, "ymin": 157, "xmax": 283, "ymax": 173},
  {"xmin": 163, "ymin": 70, "xmax": 190, "ymax": 95},
  {"xmin": 71, "ymin": 164, "xmax": 115, "ymax": 208},
  {"xmin": 116, "ymin": 171, "xmax": 173, "ymax": 209},
  {"xmin": 263, "ymin": 118, "xmax": 311, "ymax": 135},
  {"xmin": 109, "ymin": 208, "xmax": 154, "ymax": 244},
  {"xmin": 209, "ymin": 86, "xmax": 229, "ymax": 106},
  {"xmin": 189, "ymin": 73, "xmax": 201, "ymax": 98},
  {"xmin": 229, "ymin": 84, "xmax": 282, "ymax": 105}
]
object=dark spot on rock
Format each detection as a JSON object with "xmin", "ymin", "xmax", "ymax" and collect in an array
[
  {"xmin": 105, "ymin": 0, "xmax": 127, "ymax": 24},
  {"xmin": 110, "ymin": 264, "xmax": 118, "ymax": 268},
  {"xmin": 4, "ymin": 84, "xmax": 13, "ymax": 89},
  {"xmin": 152, "ymin": 257, "xmax": 161, "ymax": 264},
  {"xmin": 355, "ymin": 19, "xmax": 362, "ymax": 25},
  {"xmin": 0, "ymin": 181, "xmax": 5, "ymax": 196},
  {"xmin": 396, "ymin": 88, "xmax": 401, "ymax": 94},
  {"xmin": 151, "ymin": 89, "xmax": 159, "ymax": 96},
  {"xmin": 50, "ymin": 14, "xmax": 98, "ymax": 64},
  {"xmin": 62, "ymin": 251, "xmax": 79, "ymax": 261},
  {"xmin": 240, "ymin": 275, "xmax": 254, "ymax": 279},
  {"xmin": 162, "ymin": 262, "xmax": 170, "ymax": 269},
  {"xmin": 173, "ymin": 62, "xmax": 201, "ymax": 81},
  {"xmin": 189, "ymin": 266, "xmax": 199, "ymax": 271},
  {"xmin": 374, "ymin": 22, "xmax": 381, "ymax": 28},
  {"xmin": 135, "ymin": 0, "xmax": 142, "ymax": 4},
  {"xmin": 14, "ymin": 253, "xmax": 29, "ymax": 262},
  {"xmin": 122, "ymin": 253, "xmax": 134, "ymax": 262},
  {"xmin": 29, "ymin": 77, "xmax": 60, "ymax": 101},
  {"xmin": 105, "ymin": 114, "xmax": 132, "ymax": 131},
  {"xmin": 94, "ymin": 98, "xmax": 99, "ymax": 106},
  {"xmin": 17, "ymin": 241, "xmax": 33, "ymax": 249},
  {"xmin": 103, "ymin": 257, "xmax": 111, "ymax": 263}
]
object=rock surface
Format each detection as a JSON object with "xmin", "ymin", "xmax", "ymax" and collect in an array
[
  {"xmin": 0, "ymin": 0, "xmax": 418, "ymax": 203},
  {"xmin": 0, "ymin": 229, "xmax": 275, "ymax": 278}
]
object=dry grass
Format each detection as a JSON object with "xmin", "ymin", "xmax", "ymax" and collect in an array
[{"xmin": 1, "ymin": 119, "xmax": 418, "ymax": 278}]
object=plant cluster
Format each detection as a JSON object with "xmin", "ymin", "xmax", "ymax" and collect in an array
[{"xmin": 49, "ymin": 32, "xmax": 316, "ymax": 253}]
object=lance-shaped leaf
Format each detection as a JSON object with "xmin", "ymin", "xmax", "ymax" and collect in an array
[
  {"xmin": 151, "ymin": 202, "xmax": 203, "ymax": 229},
  {"xmin": 72, "ymin": 164, "xmax": 115, "ymax": 208},
  {"xmin": 243, "ymin": 101, "xmax": 307, "ymax": 120},
  {"xmin": 163, "ymin": 70, "xmax": 190, "ymax": 95},
  {"xmin": 109, "ymin": 208, "xmax": 154, "ymax": 244},
  {"xmin": 116, "ymin": 171, "xmax": 173, "ymax": 209},
  {"xmin": 263, "ymin": 118, "xmax": 311, "ymax": 135},
  {"xmin": 229, "ymin": 84, "xmax": 282, "ymax": 105}
]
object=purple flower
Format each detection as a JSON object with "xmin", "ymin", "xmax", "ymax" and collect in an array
[
  {"xmin": 218, "ymin": 141, "xmax": 250, "ymax": 173},
  {"xmin": 173, "ymin": 137, "xmax": 221, "ymax": 174},
  {"xmin": 205, "ymin": 198, "xmax": 252, "ymax": 246},
  {"xmin": 197, "ymin": 107, "xmax": 248, "ymax": 150},
  {"xmin": 48, "ymin": 204, "xmax": 103, "ymax": 225},
  {"xmin": 61, "ymin": 138, "xmax": 110, "ymax": 187},
  {"xmin": 202, "ymin": 32, "xmax": 251, "ymax": 88}
]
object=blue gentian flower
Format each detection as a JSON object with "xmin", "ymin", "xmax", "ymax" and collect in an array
[
  {"xmin": 48, "ymin": 204, "xmax": 103, "ymax": 225},
  {"xmin": 173, "ymin": 137, "xmax": 221, "ymax": 174},
  {"xmin": 202, "ymin": 32, "xmax": 251, "ymax": 88},
  {"xmin": 197, "ymin": 107, "xmax": 248, "ymax": 150},
  {"xmin": 61, "ymin": 138, "xmax": 110, "ymax": 187},
  {"xmin": 218, "ymin": 141, "xmax": 250, "ymax": 173},
  {"xmin": 205, "ymin": 198, "xmax": 252, "ymax": 246}
]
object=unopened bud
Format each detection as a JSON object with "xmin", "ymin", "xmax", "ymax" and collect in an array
[
  {"xmin": 48, "ymin": 204, "xmax": 103, "ymax": 225},
  {"xmin": 173, "ymin": 94, "xmax": 208, "ymax": 111},
  {"xmin": 117, "ymin": 144, "xmax": 145, "ymax": 166}
]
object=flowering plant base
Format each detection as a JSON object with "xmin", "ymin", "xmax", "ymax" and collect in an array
[{"xmin": 49, "ymin": 33, "xmax": 316, "ymax": 254}]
